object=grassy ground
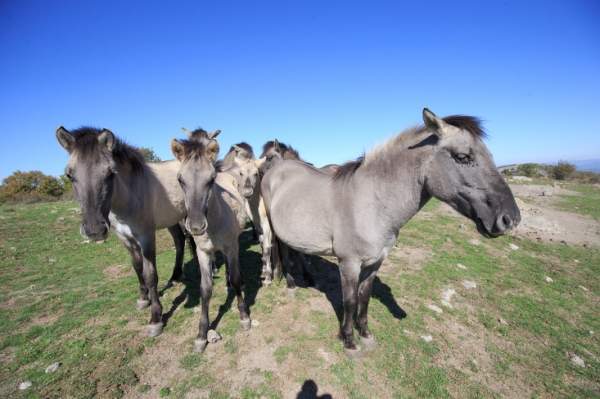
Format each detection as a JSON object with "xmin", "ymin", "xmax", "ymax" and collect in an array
[
  {"xmin": 0, "ymin": 197, "xmax": 598, "ymax": 398},
  {"xmin": 557, "ymin": 184, "xmax": 600, "ymax": 220}
]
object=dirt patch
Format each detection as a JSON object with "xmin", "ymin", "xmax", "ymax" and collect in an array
[
  {"xmin": 384, "ymin": 246, "xmax": 432, "ymax": 274},
  {"xmin": 30, "ymin": 312, "xmax": 61, "ymax": 326},
  {"xmin": 103, "ymin": 264, "xmax": 132, "ymax": 280},
  {"xmin": 430, "ymin": 316, "xmax": 531, "ymax": 399},
  {"xmin": 434, "ymin": 186, "xmax": 600, "ymax": 247},
  {"xmin": 511, "ymin": 197, "xmax": 600, "ymax": 247},
  {"xmin": 0, "ymin": 297, "xmax": 17, "ymax": 310}
]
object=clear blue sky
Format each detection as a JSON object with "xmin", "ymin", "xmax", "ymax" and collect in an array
[{"xmin": 1, "ymin": 0, "xmax": 599, "ymax": 179}]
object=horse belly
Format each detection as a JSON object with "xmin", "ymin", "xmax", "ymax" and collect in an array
[{"xmin": 271, "ymin": 193, "xmax": 332, "ymax": 256}]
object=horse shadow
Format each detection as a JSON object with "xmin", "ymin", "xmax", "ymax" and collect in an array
[
  {"xmin": 161, "ymin": 228, "xmax": 263, "ymax": 329},
  {"xmin": 296, "ymin": 379, "xmax": 332, "ymax": 399},
  {"xmin": 290, "ymin": 255, "xmax": 407, "ymax": 323}
]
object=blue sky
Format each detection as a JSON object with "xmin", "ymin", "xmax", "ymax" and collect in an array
[{"xmin": 1, "ymin": 0, "xmax": 599, "ymax": 179}]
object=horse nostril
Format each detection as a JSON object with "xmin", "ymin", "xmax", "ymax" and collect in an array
[{"xmin": 502, "ymin": 214, "xmax": 512, "ymax": 228}]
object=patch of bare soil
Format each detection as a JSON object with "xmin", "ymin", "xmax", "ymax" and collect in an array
[
  {"xmin": 432, "ymin": 317, "xmax": 532, "ymax": 399},
  {"xmin": 103, "ymin": 264, "xmax": 132, "ymax": 280},
  {"xmin": 30, "ymin": 312, "xmax": 61, "ymax": 327},
  {"xmin": 511, "ymin": 197, "xmax": 600, "ymax": 247},
  {"xmin": 383, "ymin": 246, "xmax": 432, "ymax": 275},
  {"xmin": 435, "ymin": 185, "xmax": 600, "ymax": 247}
]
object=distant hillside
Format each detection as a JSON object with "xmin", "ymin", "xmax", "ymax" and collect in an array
[{"xmin": 571, "ymin": 159, "xmax": 600, "ymax": 173}]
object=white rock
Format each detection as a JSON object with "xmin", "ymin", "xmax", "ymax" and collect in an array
[
  {"xmin": 403, "ymin": 329, "xmax": 411, "ymax": 335},
  {"xmin": 498, "ymin": 317, "xmax": 509, "ymax": 325},
  {"xmin": 45, "ymin": 362, "xmax": 60, "ymax": 373},
  {"xmin": 590, "ymin": 330, "xmax": 594, "ymax": 336},
  {"xmin": 469, "ymin": 239, "xmax": 481, "ymax": 246},
  {"xmin": 207, "ymin": 329, "xmax": 222, "ymax": 343},
  {"xmin": 462, "ymin": 280, "xmax": 477, "ymax": 289},
  {"xmin": 567, "ymin": 352, "xmax": 585, "ymax": 367},
  {"xmin": 18, "ymin": 381, "xmax": 32, "ymax": 390},
  {"xmin": 441, "ymin": 288, "xmax": 456, "ymax": 308},
  {"xmin": 251, "ymin": 319, "xmax": 260, "ymax": 327},
  {"xmin": 427, "ymin": 304, "xmax": 443, "ymax": 314},
  {"xmin": 509, "ymin": 243, "xmax": 519, "ymax": 250},
  {"xmin": 579, "ymin": 285, "xmax": 589, "ymax": 292},
  {"xmin": 544, "ymin": 276, "xmax": 553, "ymax": 283},
  {"xmin": 456, "ymin": 263, "xmax": 467, "ymax": 270},
  {"xmin": 574, "ymin": 259, "xmax": 580, "ymax": 264},
  {"xmin": 420, "ymin": 335, "xmax": 433, "ymax": 342}
]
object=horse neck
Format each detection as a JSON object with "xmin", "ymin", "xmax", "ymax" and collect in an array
[
  {"xmin": 352, "ymin": 141, "xmax": 432, "ymax": 233},
  {"xmin": 110, "ymin": 162, "xmax": 147, "ymax": 218}
]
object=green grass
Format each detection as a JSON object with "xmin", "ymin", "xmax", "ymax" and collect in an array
[
  {"xmin": 0, "ymin": 198, "xmax": 599, "ymax": 398},
  {"xmin": 558, "ymin": 184, "xmax": 600, "ymax": 220}
]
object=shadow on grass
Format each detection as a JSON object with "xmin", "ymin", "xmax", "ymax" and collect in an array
[
  {"xmin": 296, "ymin": 379, "xmax": 332, "ymax": 399},
  {"xmin": 295, "ymin": 255, "xmax": 407, "ymax": 323},
  {"xmin": 161, "ymin": 228, "xmax": 263, "ymax": 329}
]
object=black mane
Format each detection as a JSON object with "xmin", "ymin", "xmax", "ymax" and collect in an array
[{"xmin": 70, "ymin": 127, "xmax": 146, "ymax": 174}]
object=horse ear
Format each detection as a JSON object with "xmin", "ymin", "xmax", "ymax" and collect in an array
[
  {"xmin": 208, "ymin": 129, "xmax": 221, "ymax": 140},
  {"xmin": 422, "ymin": 108, "xmax": 447, "ymax": 137},
  {"xmin": 56, "ymin": 126, "xmax": 74, "ymax": 152},
  {"xmin": 273, "ymin": 139, "xmax": 280, "ymax": 151},
  {"xmin": 171, "ymin": 139, "xmax": 185, "ymax": 161},
  {"xmin": 207, "ymin": 140, "xmax": 219, "ymax": 162},
  {"xmin": 98, "ymin": 129, "xmax": 115, "ymax": 151},
  {"xmin": 181, "ymin": 127, "xmax": 191, "ymax": 138}
]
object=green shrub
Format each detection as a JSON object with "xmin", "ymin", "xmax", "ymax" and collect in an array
[
  {"xmin": 551, "ymin": 161, "xmax": 575, "ymax": 180},
  {"xmin": 139, "ymin": 147, "xmax": 161, "ymax": 162},
  {"xmin": 0, "ymin": 170, "xmax": 65, "ymax": 203},
  {"xmin": 516, "ymin": 163, "xmax": 539, "ymax": 177}
]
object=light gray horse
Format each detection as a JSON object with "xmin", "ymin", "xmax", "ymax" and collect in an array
[
  {"xmin": 171, "ymin": 136, "xmax": 252, "ymax": 352},
  {"xmin": 261, "ymin": 108, "xmax": 521, "ymax": 355},
  {"xmin": 55, "ymin": 126, "xmax": 221, "ymax": 337}
]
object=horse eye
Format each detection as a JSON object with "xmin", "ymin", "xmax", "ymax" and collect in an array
[
  {"xmin": 453, "ymin": 153, "xmax": 472, "ymax": 164},
  {"xmin": 65, "ymin": 171, "xmax": 75, "ymax": 181},
  {"xmin": 177, "ymin": 176, "xmax": 185, "ymax": 186}
]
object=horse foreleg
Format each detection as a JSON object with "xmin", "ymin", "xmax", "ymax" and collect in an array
[
  {"xmin": 339, "ymin": 259, "xmax": 361, "ymax": 355},
  {"xmin": 193, "ymin": 240, "xmax": 213, "ymax": 353},
  {"xmin": 140, "ymin": 235, "xmax": 164, "ymax": 337},
  {"xmin": 356, "ymin": 261, "xmax": 382, "ymax": 350}
]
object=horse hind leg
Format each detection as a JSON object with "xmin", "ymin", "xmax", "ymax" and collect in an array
[
  {"xmin": 164, "ymin": 224, "xmax": 186, "ymax": 288},
  {"xmin": 225, "ymin": 244, "xmax": 251, "ymax": 330}
]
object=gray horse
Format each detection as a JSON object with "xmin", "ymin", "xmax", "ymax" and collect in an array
[
  {"xmin": 55, "ymin": 126, "xmax": 220, "ymax": 337},
  {"xmin": 261, "ymin": 108, "xmax": 520, "ymax": 355},
  {"xmin": 171, "ymin": 136, "xmax": 252, "ymax": 352}
]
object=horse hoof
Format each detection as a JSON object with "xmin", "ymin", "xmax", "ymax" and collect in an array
[
  {"xmin": 344, "ymin": 345, "xmax": 363, "ymax": 359},
  {"xmin": 194, "ymin": 339, "xmax": 208, "ymax": 353},
  {"xmin": 136, "ymin": 299, "xmax": 150, "ymax": 310},
  {"xmin": 240, "ymin": 318, "xmax": 252, "ymax": 331},
  {"xmin": 146, "ymin": 322, "xmax": 164, "ymax": 337},
  {"xmin": 360, "ymin": 335, "xmax": 377, "ymax": 351}
]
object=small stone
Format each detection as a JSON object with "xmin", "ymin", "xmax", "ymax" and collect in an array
[
  {"xmin": 578, "ymin": 285, "xmax": 588, "ymax": 292},
  {"xmin": 469, "ymin": 239, "xmax": 481, "ymax": 246},
  {"xmin": 574, "ymin": 259, "xmax": 579, "ymax": 264},
  {"xmin": 57, "ymin": 216, "xmax": 65, "ymax": 222},
  {"xmin": 567, "ymin": 352, "xmax": 585, "ymax": 367},
  {"xmin": 251, "ymin": 319, "xmax": 260, "ymax": 327},
  {"xmin": 462, "ymin": 280, "xmax": 477, "ymax": 289},
  {"xmin": 10, "ymin": 247, "xmax": 16, "ymax": 252},
  {"xmin": 45, "ymin": 362, "xmax": 60, "ymax": 373},
  {"xmin": 48, "ymin": 258, "xmax": 56, "ymax": 264},
  {"xmin": 207, "ymin": 329, "xmax": 222, "ymax": 343},
  {"xmin": 420, "ymin": 335, "xmax": 433, "ymax": 342},
  {"xmin": 403, "ymin": 329, "xmax": 411, "ymax": 335},
  {"xmin": 427, "ymin": 304, "xmax": 443, "ymax": 314},
  {"xmin": 498, "ymin": 317, "xmax": 509, "ymax": 325},
  {"xmin": 441, "ymin": 288, "xmax": 456, "ymax": 308},
  {"xmin": 509, "ymin": 243, "xmax": 519, "ymax": 250},
  {"xmin": 590, "ymin": 330, "xmax": 594, "ymax": 336},
  {"xmin": 456, "ymin": 263, "xmax": 467, "ymax": 270},
  {"xmin": 459, "ymin": 223, "xmax": 466, "ymax": 230},
  {"xmin": 18, "ymin": 381, "xmax": 32, "ymax": 390},
  {"xmin": 544, "ymin": 276, "xmax": 553, "ymax": 283}
]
